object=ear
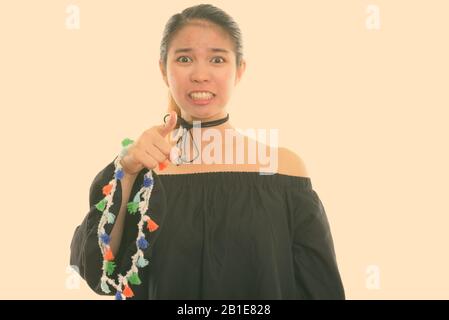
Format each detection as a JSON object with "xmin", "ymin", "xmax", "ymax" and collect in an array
[
  {"xmin": 159, "ymin": 60, "xmax": 169, "ymax": 87},
  {"xmin": 234, "ymin": 59, "xmax": 246, "ymax": 85}
]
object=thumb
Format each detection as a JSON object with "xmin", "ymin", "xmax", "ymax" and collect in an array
[{"xmin": 159, "ymin": 111, "xmax": 178, "ymax": 137}]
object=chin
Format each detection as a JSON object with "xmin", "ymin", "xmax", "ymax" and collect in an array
[{"xmin": 183, "ymin": 106, "xmax": 221, "ymax": 120}]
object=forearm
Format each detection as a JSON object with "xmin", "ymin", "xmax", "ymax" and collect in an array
[{"xmin": 109, "ymin": 171, "xmax": 139, "ymax": 256}]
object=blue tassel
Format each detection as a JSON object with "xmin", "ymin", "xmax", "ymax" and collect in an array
[
  {"xmin": 115, "ymin": 291, "xmax": 123, "ymax": 300},
  {"xmin": 100, "ymin": 233, "xmax": 110, "ymax": 245},
  {"xmin": 137, "ymin": 237, "xmax": 149, "ymax": 250},
  {"xmin": 115, "ymin": 169, "xmax": 124, "ymax": 180},
  {"xmin": 143, "ymin": 176, "xmax": 153, "ymax": 188}
]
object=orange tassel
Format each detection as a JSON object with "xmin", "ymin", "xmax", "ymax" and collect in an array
[
  {"xmin": 158, "ymin": 161, "xmax": 168, "ymax": 171},
  {"xmin": 104, "ymin": 247, "xmax": 114, "ymax": 261},
  {"xmin": 102, "ymin": 183, "xmax": 113, "ymax": 196},
  {"xmin": 147, "ymin": 218, "xmax": 159, "ymax": 232},
  {"xmin": 123, "ymin": 285, "xmax": 134, "ymax": 298}
]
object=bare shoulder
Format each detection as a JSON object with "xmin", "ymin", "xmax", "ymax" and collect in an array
[{"xmin": 277, "ymin": 147, "xmax": 310, "ymax": 178}]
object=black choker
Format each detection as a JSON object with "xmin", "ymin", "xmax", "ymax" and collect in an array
[
  {"xmin": 164, "ymin": 113, "xmax": 230, "ymax": 130},
  {"xmin": 163, "ymin": 113, "xmax": 230, "ymax": 165}
]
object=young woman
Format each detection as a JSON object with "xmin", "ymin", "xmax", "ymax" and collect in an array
[{"xmin": 70, "ymin": 4, "xmax": 345, "ymax": 300}]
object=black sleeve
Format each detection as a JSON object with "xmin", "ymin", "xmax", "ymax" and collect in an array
[
  {"xmin": 290, "ymin": 187, "xmax": 346, "ymax": 299},
  {"xmin": 69, "ymin": 157, "xmax": 145, "ymax": 297}
]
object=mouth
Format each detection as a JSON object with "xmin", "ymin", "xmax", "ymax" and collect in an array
[{"xmin": 187, "ymin": 91, "xmax": 216, "ymax": 106}]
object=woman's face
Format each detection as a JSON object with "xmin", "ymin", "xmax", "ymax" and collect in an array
[{"xmin": 160, "ymin": 20, "xmax": 246, "ymax": 121}]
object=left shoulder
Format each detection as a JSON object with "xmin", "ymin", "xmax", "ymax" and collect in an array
[{"xmin": 276, "ymin": 147, "xmax": 310, "ymax": 178}]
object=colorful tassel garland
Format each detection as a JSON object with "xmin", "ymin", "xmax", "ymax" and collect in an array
[
  {"xmin": 143, "ymin": 176, "xmax": 153, "ymax": 188},
  {"xmin": 104, "ymin": 261, "xmax": 116, "ymax": 276},
  {"xmin": 100, "ymin": 233, "xmax": 110, "ymax": 245},
  {"xmin": 123, "ymin": 285, "xmax": 134, "ymax": 298},
  {"xmin": 158, "ymin": 161, "xmax": 168, "ymax": 171},
  {"xmin": 103, "ymin": 247, "xmax": 114, "ymax": 261},
  {"xmin": 133, "ymin": 192, "xmax": 141, "ymax": 203},
  {"xmin": 95, "ymin": 198, "xmax": 107, "ymax": 212},
  {"xmin": 128, "ymin": 272, "xmax": 141, "ymax": 285},
  {"xmin": 101, "ymin": 281, "xmax": 111, "ymax": 294},
  {"xmin": 97, "ymin": 138, "xmax": 163, "ymax": 301},
  {"xmin": 137, "ymin": 237, "xmax": 149, "ymax": 250},
  {"xmin": 120, "ymin": 148, "xmax": 128, "ymax": 158},
  {"xmin": 137, "ymin": 256, "xmax": 149, "ymax": 268},
  {"xmin": 146, "ymin": 217, "xmax": 159, "ymax": 232},
  {"xmin": 107, "ymin": 212, "xmax": 115, "ymax": 224},
  {"xmin": 114, "ymin": 169, "xmax": 124, "ymax": 180},
  {"xmin": 102, "ymin": 183, "xmax": 113, "ymax": 196},
  {"xmin": 121, "ymin": 138, "xmax": 134, "ymax": 148},
  {"xmin": 127, "ymin": 201, "xmax": 139, "ymax": 214}
]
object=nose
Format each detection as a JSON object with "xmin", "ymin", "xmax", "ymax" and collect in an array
[{"xmin": 190, "ymin": 63, "xmax": 210, "ymax": 83}]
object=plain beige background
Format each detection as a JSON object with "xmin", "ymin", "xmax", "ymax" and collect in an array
[{"xmin": 1, "ymin": 0, "xmax": 448, "ymax": 299}]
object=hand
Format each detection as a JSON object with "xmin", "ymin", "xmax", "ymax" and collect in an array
[{"xmin": 120, "ymin": 111, "xmax": 179, "ymax": 175}]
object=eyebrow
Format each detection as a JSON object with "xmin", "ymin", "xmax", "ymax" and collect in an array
[{"xmin": 174, "ymin": 48, "xmax": 230, "ymax": 54}]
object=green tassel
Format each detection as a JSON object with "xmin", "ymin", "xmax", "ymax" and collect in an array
[
  {"xmin": 101, "ymin": 280, "xmax": 111, "ymax": 294},
  {"xmin": 107, "ymin": 212, "xmax": 116, "ymax": 224},
  {"xmin": 128, "ymin": 272, "xmax": 142, "ymax": 285},
  {"xmin": 127, "ymin": 201, "xmax": 139, "ymax": 215},
  {"xmin": 137, "ymin": 256, "xmax": 149, "ymax": 268},
  {"xmin": 95, "ymin": 198, "xmax": 107, "ymax": 212},
  {"xmin": 104, "ymin": 261, "xmax": 116, "ymax": 276},
  {"xmin": 121, "ymin": 138, "xmax": 134, "ymax": 148}
]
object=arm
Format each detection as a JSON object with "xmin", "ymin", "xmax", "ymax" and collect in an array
[
  {"xmin": 282, "ymin": 148, "xmax": 345, "ymax": 299},
  {"xmin": 108, "ymin": 166, "xmax": 138, "ymax": 257},
  {"xmin": 69, "ymin": 158, "xmax": 143, "ymax": 295}
]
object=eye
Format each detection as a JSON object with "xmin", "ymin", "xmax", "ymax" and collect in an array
[
  {"xmin": 176, "ymin": 56, "xmax": 192, "ymax": 63},
  {"xmin": 211, "ymin": 57, "xmax": 225, "ymax": 64}
]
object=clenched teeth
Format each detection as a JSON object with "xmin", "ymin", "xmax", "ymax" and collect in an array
[{"xmin": 189, "ymin": 92, "xmax": 214, "ymax": 100}]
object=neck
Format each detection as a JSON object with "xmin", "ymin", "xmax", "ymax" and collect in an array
[
  {"xmin": 181, "ymin": 110, "xmax": 227, "ymax": 123},
  {"xmin": 177, "ymin": 111, "xmax": 238, "ymax": 163},
  {"xmin": 180, "ymin": 111, "xmax": 234, "ymax": 133}
]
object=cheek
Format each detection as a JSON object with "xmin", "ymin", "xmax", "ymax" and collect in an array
[
  {"xmin": 218, "ymin": 71, "xmax": 236, "ymax": 95},
  {"xmin": 167, "ymin": 70, "xmax": 187, "ymax": 93},
  {"xmin": 167, "ymin": 64, "xmax": 236, "ymax": 98},
  {"xmin": 214, "ymin": 66, "xmax": 233, "ymax": 84}
]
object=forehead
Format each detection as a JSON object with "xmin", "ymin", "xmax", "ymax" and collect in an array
[{"xmin": 169, "ymin": 20, "xmax": 233, "ymax": 53}]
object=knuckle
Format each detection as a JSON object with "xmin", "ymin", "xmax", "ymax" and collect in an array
[{"xmin": 148, "ymin": 158, "xmax": 158, "ymax": 169}]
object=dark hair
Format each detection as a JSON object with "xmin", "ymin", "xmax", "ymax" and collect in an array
[{"xmin": 160, "ymin": 4, "xmax": 244, "ymax": 68}]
